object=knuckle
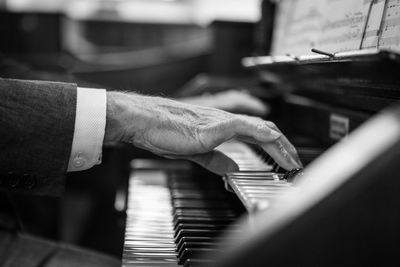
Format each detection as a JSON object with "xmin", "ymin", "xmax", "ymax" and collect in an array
[
  {"xmin": 265, "ymin": 121, "xmax": 277, "ymax": 129},
  {"xmin": 255, "ymin": 119, "xmax": 271, "ymax": 133},
  {"xmin": 230, "ymin": 116, "xmax": 240, "ymax": 126},
  {"xmin": 195, "ymin": 125, "xmax": 219, "ymax": 151},
  {"xmin": 229, "ymin": 115, "xmax": 240, "ymax": 128},
  {"xmin": 255, "ymin": 120, "xmax": 267, "ymax": 132}
]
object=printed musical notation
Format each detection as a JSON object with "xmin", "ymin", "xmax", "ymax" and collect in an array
[
  {"xmin": 379, "ymin": 0, "xmax": 400, "ymax": 50},
  {"xmin": 318, "ymin": 0, "xmax": 372, "ymax": 52},
  {"xmin": 271, "ymin": 0, "xmax": 324, "ymax": 56},
  {"xmin": 362, "ymin": 0, "xmax": 386, "ymax": 48},
  {"xmin": 271, "ymin": 0, "xmax": 374, "ymax": 56}
]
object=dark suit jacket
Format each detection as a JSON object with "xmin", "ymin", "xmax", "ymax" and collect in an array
[{"xmin": 0, "ymin": 78, "xmax": 77, "ymax": 196}]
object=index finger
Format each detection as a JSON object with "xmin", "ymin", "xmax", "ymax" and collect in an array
[{"xmin": 233, "ymin": 115, "xmax": 302, "ymax": 171}]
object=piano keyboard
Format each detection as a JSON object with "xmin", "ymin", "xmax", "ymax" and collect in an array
[
  {"xmin": 223, "ymin": 171, "xmax": 298, "ymax": 212},
  {"xmin": 122, "ymin": 140, "xmax": 302, "ymax": 267},
  {"xmin": 123, "ymin": 170, "xmax": 177, "ymax": 266}
]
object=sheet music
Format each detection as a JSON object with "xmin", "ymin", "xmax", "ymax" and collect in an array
[
  {"xmin": 317, "ymin": 0, "xmax": 372, "ymax": 52},
  {"xmin": 379, "ymin": 0, "xmax": 400, "ymax": 50},
  {"xmin": 270, "ymin": 0, "xmax": 296, "ymax": 56},
  {"xmin": 362, "ymin": 0, "xmax": 386, "ymax": 48},
  {"xmin": 271, "ymin": 0, "xmax": 374, "ymax": 56},
  {"xmin": 271, "ymin": 0, "xmax": 324, "ymax": 56}
]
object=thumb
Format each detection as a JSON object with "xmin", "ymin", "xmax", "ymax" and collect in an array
[{"xmin": 188, "ymin": 150, "xmax": 239, "ymax": 176}]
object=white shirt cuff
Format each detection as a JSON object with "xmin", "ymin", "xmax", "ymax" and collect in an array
[{"xmin": 67, "ymin": 87, "xmax": 107, "ymax": 172}]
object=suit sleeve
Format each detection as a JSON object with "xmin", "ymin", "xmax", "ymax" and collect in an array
[{"xmin": 0, "ymin": 78, "xmax": 77, "ymax": 196}]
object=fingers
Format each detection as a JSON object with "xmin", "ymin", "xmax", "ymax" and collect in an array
[
  {"xmin": 233, "ymin": 91, "xmax": 270, "ymax": 116},
  {"xmin": 218, "ymin": 90, "xmax": 270, "ymax": 116},
  {"xmin": 233, "ymin": 116, "xmax": 302, "ymax": 171},
  {"xmin": 263, "ymin": 121, "xmax": 303, "ymax": 168},
  {"xmin": 261, "ymin": 141, "xmax": 302, "ymax": 171},
  {"xmin": 188, "ymin": 150, "xmax": 239, "ymax": 176},
  {"xmin": 234, "ymin": 115, "xmax": 281, "ymax": 143}
]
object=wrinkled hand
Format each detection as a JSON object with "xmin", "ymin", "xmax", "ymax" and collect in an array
[
  {"xmin": 179, "ymin": 90, "xmax": 270, "ymax": 116},
  {"xmin": 105, "ymin": 92, "xmax": 302, "ymax": 175}
]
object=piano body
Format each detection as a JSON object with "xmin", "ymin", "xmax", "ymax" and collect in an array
[{"xmin": 122, "ymin": 0, "xmax": 400, "ymax": 266}]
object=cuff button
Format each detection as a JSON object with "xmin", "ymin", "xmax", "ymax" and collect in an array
[{"xmin": 73, "ymin": 156, "xmax": 86, "ymax": 168}]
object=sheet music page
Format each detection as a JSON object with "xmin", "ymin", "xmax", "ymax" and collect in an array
[
  {"xmin": 271, "ymin": 0, "xmax": 374, "ymax": 56},
  {"xmin": 379, "ymin": 0, "xmax": 400, "ymax": 50},
  {"xmin": 271, "ymin": 0, "xmax": 324, "ymax": 56},
  {"xmin": 270, "ymin": 0, "xmax": 296, "ymax": 55},
  {"xmin": 317, "ymin": 0, "xmax": 373, "ymax": 53},
  {"xmin": 362, "ymin": 0, "xmax": 386, "ymax": 48}
]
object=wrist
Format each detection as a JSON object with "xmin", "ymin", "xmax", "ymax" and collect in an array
[
  {"xmin": 104, "ymin": 91, "xmax": 156, "ymax": 144},
  {"xmin": 104, "ymin": 91, "xmax": 127, "ymax": 143}
]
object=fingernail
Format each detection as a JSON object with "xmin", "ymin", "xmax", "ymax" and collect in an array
[
  {"xmin": 296, "ymin": 158, "xmax": 303, "ymax": 168},
  {"xmin": 227, "ymin": 162, "xmax": 240, "ymax": 173},
  {"xmin": 291, "ymin": 157, "xmax": 303, "ymax": 169},
  {"xmin": 270, "ymin": 130, "xmax": 281, "ymax": 140}
]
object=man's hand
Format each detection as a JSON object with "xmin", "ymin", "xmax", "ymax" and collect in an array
[
  {"xmin": 105, "ymin": 92, "xmax": 302, "ymax": 175},
  {"xmin": 179, "ymin": 90, "xmax": 270, "ymax": 117}
]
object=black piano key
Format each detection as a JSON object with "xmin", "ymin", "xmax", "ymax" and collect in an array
[
  {"xmin": 225, "ymin": 171, "xmax": 281, "ymax": 180},
  {"xmin": 176, "ymin": 242, "xmax": 216, "ymax": 260},
  {"xmin": 174, "ymin": 223, "xmax": 230, "ymax": 237},
  {"xmin": 171, "ymin": 190, "xmax": 228, "ymax": 200},
  {"xmin": 283, "ymin": 168, "xmax": 305, "ymax": 182},
  {"xmin": 175, "ymin": 236, "xmax": 242, "ymax": 257},
  {"xmin": 173, "ymin": 209, "xmax": 237, "ymax": 218},
  {"xmin": 169, "ymin": 180, "xmax": 222, "ymax": 190},
  {"xmin": 173, "ymin": 217, "xmax": 235, "ymax": 229},
  {"xmin": 174, "ymin": 229, "xmax": 226, "ymax": 242},
  {"xmin": 172, "ymin": 213, "xmax": 237, "ymax": 226},
  {"xmin": 176, "ymin": 237, "xmax": 216, "ymax": 254},
  {"xmin": 178, "ymin": 248, "xmax": 223, "ymax": 265},
  {"xmin": 172, "ymin": 200, "xmax": 232, "ymax": 209}
]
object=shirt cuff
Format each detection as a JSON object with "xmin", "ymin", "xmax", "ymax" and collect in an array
[{"xmin": 68, "ymin": 87, "xmax": 107, "ymax": 172}]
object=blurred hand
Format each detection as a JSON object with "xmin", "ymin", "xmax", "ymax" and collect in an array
[
  {"xmin": 105, "ymin": 92, "xmax": 301, "ymax": 175},
  {"xmin": 179, "ymin": 90, "xmax": 270, "ymax": 117}
]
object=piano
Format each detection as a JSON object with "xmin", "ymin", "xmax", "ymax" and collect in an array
[{"xmin": 121, "ymin": 0, "xmax": 400, "ymax": 266}]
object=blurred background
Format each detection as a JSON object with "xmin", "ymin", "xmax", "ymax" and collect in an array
[
  {"xmin": 0, "ymin": 0, "xmax": 271, "ymax": 259},
  {"xmin": 0, "ymin": 0, "xmax": 264, "ymax": 94}
]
